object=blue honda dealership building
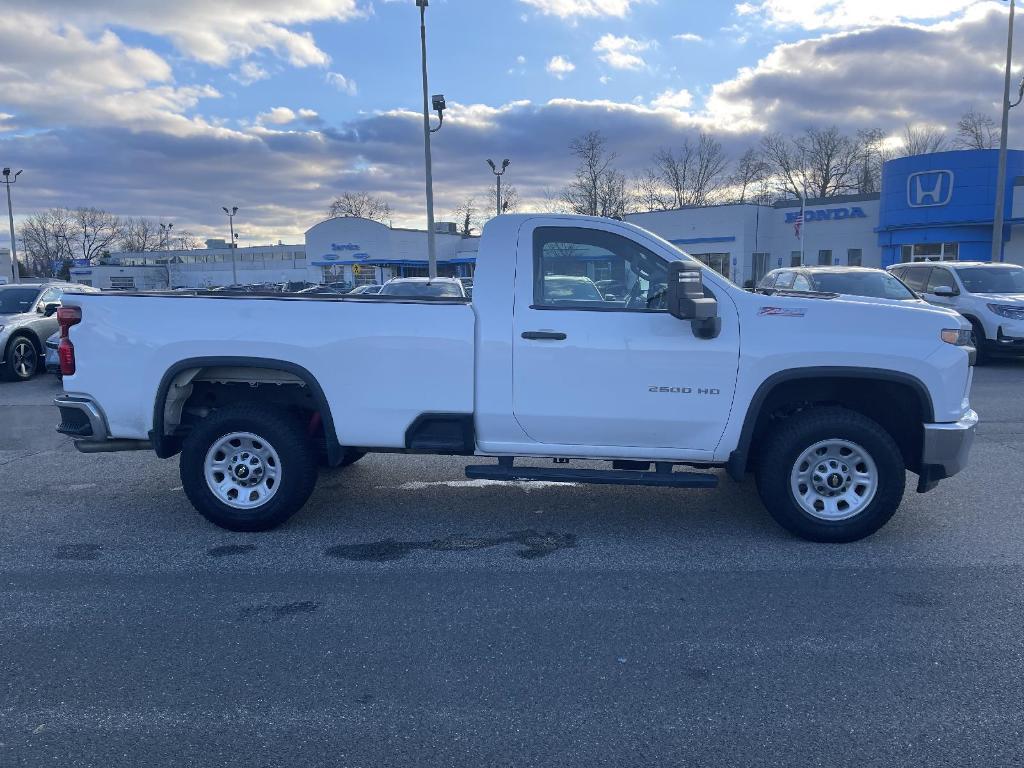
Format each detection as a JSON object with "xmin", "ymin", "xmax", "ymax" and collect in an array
[{"xmin": 627, "ymin": 148, "xmax": 1024, "ymax": 287}]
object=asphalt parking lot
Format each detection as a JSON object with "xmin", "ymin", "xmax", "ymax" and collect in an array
[{"xmin": 2, "ymin": 362, "xmax": 1024, "ymax": 767}]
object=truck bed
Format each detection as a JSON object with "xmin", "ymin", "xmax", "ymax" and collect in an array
[{"xmin": 61, "ymin": 292, "xmax": 476, "ymax": 449}]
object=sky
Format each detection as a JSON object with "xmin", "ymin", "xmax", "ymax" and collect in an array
[{"xmin": 0, "ymin": 0, "xmax": 1017, "ymax": 247}]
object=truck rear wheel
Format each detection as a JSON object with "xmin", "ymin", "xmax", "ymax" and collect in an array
[
  {"xmin": 754, "ymin": 406, "xmax": 905, "ymax": 543},
  {"xmin": 180, "ymin": 404, "xmax": 318, "ymax": 531}
]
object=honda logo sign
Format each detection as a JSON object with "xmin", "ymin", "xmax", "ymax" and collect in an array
[{"xmin": 907, "ymin": 170, "xmax": 954, "ymax": 208}]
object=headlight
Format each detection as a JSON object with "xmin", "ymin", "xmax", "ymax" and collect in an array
[
  {"xmin": 941, "ymin": 328, "xmax": 972, "ymax": 346},
  {"xmin": 987, "ymin": 303, "xmax": 1024, "ymax": 320}
]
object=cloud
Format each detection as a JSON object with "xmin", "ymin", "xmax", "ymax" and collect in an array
[
  {"xmin": 673, "ymin": 32, "xmax": 704, "ymax": 42},
  {"xmin": 519, "ymin": 0, "xmax": 646, "ymax": 19},
  {"xmin": 651, "ymin": 88, "xmax": 694, "ymax": 110},
  {"xmin": 27, "ymin": 0, "xmax": 365, "ymax": 67},
  {"xmin": 257, "ymin": 107, "xmax": 298, "ymax": 125},
  {"xmin": 546, "ymin": 55, "xmax": 576, "ymax": 79},
  {"xmin": 707, "ymin": 3, "xmax": 1008, "ymax": 132},
  {"xmin": 594, "ymin": 34, "xmax": 654, "ymax": 71},
  {"xmin": 735, "ymin": 0, "xmax": 987, "ymax": 31},
  {"xmin": 233, "ymin": 61, "xmax": 270, "ymax": 85},
  {"xmin": 326, "ymin": 71, "xmax": 358, "ymax": 95}
]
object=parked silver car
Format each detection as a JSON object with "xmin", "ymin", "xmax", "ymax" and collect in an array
[{"xmin": 0, "ymin": 282, "xmax": 99, "ymax": 382}]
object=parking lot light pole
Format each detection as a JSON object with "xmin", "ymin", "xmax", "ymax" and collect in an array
[
  {"xmin": 487, "ymin": 158, "xmax": 510, "ymax": 217},
  {"xmin": 2, "ymin": 167, "xmax": 22, "ymax": 284},
  {"xmin": 417, "ymin": 0, "xmax": 446, "ymax": 280},
  {"xmin": 993, "ymin": 0, "xmax": 1023, "ymax": 262},
  {"xmin": 222, "ymin": 206, "xmax": 239, "ymax": 285}
]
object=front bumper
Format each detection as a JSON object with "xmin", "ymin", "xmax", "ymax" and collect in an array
[{"xmin": 917, "ymin": 408, "xmax": 978, "ymax": 492}]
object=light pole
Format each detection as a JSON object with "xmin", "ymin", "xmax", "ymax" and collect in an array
[
  {"xmin": 2, "ymin": 167, "xmax": 22, "ymax": 283},
  {"xmin": 993, "ymin": 0, "xmax": 1024, "ymax": 262},
  {"xmin": 487, "ymin": 158, "xmax": 510, "ymax": 217},
  {"xmin": 222, "ymin": 206, "xmax": 238, "ymax": 285},
  {"xmin": 160, "ymin": 222, "xmax": 174, "ymax": 250},
  {"xmin": 417, "ymin": 0, "xmax": 446, "ymax": 279}
]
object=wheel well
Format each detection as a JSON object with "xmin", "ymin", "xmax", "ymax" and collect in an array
[
  {"xmin": 742, "ymin": 376, "xmax": 926, "ymax": 474},
  {"xmin": 153, "ymin": 361, "xmax": 341, "ymax": 464},
  {"xmin": 5, "ymin": 329, "xmax": 42, "ymax": 357}
]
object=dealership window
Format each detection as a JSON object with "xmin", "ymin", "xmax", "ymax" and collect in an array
[
  {"xmin": 692, "ymin": 252, "xmax": 729, "ymax": 279},
  {"xmin": 752, "ymin": 252, "xmax": 770, "ymax": 285},
  {"xmin": 847, "ymin": 248, "xmax": 862, "ymax": 267},
  {"xmin": 533, "ymin": 226, "xmax": 668, "ymax": 310},
  {"xmin": 790, "ymin": 251, "xmax": 802, "ymax": 267},
  {"xmin": 903, "ymin": 242, "xmax": 959, "ymax": 262},
  {"xmin": 817, "ymin": 249, "xmax": 832, "ymax": 266}
]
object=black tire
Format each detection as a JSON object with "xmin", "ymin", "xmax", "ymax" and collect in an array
[
  {"xmin": 754, "ymin": 406, "xmax": 905, "ymax": 543},
  {"xmin": 2, "ymin": 335, "xmax": 39, "ymax": 382},
  {"xmin": 180, "ymin": 404, "xmax": 318, "ymax": 531},
  {"xmin": 966, "ymin": 318, "xmax": 989, "ymax": 365}
]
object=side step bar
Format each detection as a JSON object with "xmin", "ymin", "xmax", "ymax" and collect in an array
[{"xmin": 465, "ymin": 458, "xmax": 718, "ymax": 488}]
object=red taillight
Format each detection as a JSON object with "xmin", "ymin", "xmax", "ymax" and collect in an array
[{"xmin": 57, "ymin": 307, "xmax": 81, "ymax": 376}]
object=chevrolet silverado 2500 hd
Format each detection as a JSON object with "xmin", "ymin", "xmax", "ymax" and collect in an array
[{"xmin": 54, "ymin": 215, "xmax": 978, "ymax": 542}]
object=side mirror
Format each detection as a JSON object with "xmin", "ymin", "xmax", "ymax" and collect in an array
[
  {"xmin": 666, "ymin": 261, "xmax": 721, "ymax": 340},
  {"xmin": 933, "ymin": 285, "xmax": 956, "ymax": 297},
  {"xmin": 42, "ymin": 302, "xmax": 61, "ymax": 317}
]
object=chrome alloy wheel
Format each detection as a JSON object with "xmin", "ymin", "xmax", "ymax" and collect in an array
[
  {"xmin": 204, "ymin": 432, "xmax": 282, "ymax": 509},
  {"xmin": 789, "ymin": 439, "xmax": 879, "ymax": 521},
  {"xmin": 11, "ymin": 338, "xmax": 37, "ymax": 378}
]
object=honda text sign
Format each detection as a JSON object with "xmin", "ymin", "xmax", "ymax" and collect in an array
[{"xmin": 907, "ymin": 170, "xmax": 954, "ymax": 208}]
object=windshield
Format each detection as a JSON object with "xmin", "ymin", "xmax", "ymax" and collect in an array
[
  {"xmin": 543, "ymin": 278, "xmax": 603, "ymax": 302},
  {"xmin": 380, "ymin": 281, "xmax": 463, "ymax": 297},
  {"xmin": 811, "ymin": 271, "xmax": 917, "ymax": 300},
  {"xmin": 0, "ymin": 287, "xmax": 40, "ymax": 314},
  {"xmin": 955, "ymin": 266, "xmax": 1024, "ymax": 294}
]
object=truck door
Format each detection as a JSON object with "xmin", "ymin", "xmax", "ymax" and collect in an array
[{"xmin": 511, "ymin": 222, "xmax": 739, "ymax": 452}]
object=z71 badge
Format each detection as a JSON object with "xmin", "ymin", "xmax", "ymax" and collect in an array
[{"xmin": 758, "ymin": 306, "xmax": 807, "ymax": 318}]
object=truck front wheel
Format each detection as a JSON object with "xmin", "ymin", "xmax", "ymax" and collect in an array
[
  {"xmin": 180, "ymin": 405, "xmax": 318, "ymax": 531},
  {"xmin": 754, "ymin": 407, "xmax": 905, "ymax": 543}
]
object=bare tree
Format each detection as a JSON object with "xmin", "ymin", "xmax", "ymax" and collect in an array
[
  {"xmin": 560, "ymin": 131, "xmax": 632, "ymax": 219},
  {"xmin": 72, "ymin": 207, "xmax": 122, "ymax": 263},
  {"xmin": 633, "ymin": 168, "xmax": 671, "ymax": 212},
  {"xmin": 487, "ymin": 183, "xmax": 520, "ymax": 215},
  {"xmin": 327, "ymin": 191, "xmax": 392, "ymax": 223},
  {"xmin": 899, "ymin": 124, "xmax": 948, "ymax": 157},
  {"xmin": 452, "ymin": 197, "xmax": 481, "ymax": 236},
  {"xmin": 762, "ymin": 127, "xmax": 867, "ymax": 199},
  {"xmin": 955, "ymin": 111, "xmax": 999, "ymax": 150},
  {"xmin": 119, "ymin": 217, "xmax": 163, "ymax": 252},
  {"xmin": 18, "ymin": 208, "xmax": 74, "ymax": 276},
  {"xmin": 730, "ymin": 147, "xmax": 771, "ymax": 203},
  {"xmin": 173, "ymin": 230, "xmax": 203, "ymax": 250}
]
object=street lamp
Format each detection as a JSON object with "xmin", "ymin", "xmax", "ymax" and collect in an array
[
  {"xmin": 993, "ymin": 0, "xmax": 1024, "ymax": 262},
  {"xmin": 487, "ymin": 158, "xmax": 510, "ymax": 217},
  {"xmin": 417, "ymin": 0, "xmax": 446, "ymax": 279},
  {"xmin": 160, "ymin": 222, "xmax": 174, "ymax": 251},
  {"xmin": 222, "ymin": 206, "xmax": 239, "ymax": 285},
  {"xmin": 2, "ymin": 167, "xmax": 22, "ymax": 283}
]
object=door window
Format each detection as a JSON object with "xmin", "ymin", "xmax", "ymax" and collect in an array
[
  {"xmin": 774, "ymin": 271, "xmax": 796, "ymax": 289},
  {"xmin": 900, "ymin": 266, "xmax": 932, "ymax": 292},
  {"xmin": 533, "ymin": 227, "xmax": 669, "ymax": 311},
  {"xmin": 791, "ymin": 274, "xmax": 812, "ymax": 291},
  {"xmin": 925, "ymin": 268, "xmax": 957, "ymax": 295},
  {"xmin": 36, "ymin": 287, "xmax": 60, "ymax": 309}
]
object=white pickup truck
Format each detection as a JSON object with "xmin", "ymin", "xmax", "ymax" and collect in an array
[{"xmin": 54, "ymin": 214, "xmax": 978, "ymax": 542}]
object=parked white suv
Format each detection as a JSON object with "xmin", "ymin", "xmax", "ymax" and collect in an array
[{"xmin": 888, "ymin": 261, "xmax": 1024, "ymax": 362}]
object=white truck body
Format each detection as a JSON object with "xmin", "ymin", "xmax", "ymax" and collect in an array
[{"xmin": 55, "ymin": 214, "xmax": 978, "ymax": 541}]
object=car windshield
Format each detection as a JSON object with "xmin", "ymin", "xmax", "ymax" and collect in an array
[
  {"xmin": 543, "ymin": 277, "xmax": 603, "ymax": 302},
  {"xmin": 811, "ymin": 271, "xmax": 917, "ymax": 300},
  {"xmin": 380, "ymin": 281, "xmax": 463, "ymax": 297},
  {"xmin": 955, "ymin": 266, "xmax": 1024, "ymax": 294},
  {"xmin": 0, "ymin": 287, "xmax": 40, "ymax": 314}
]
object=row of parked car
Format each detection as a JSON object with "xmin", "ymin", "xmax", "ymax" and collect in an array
[{"xmin": 754, "ymin": 262, "xmax": 1024, "ymax": 362}]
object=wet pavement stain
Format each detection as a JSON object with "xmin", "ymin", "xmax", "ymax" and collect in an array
[
  {"xmin": 53, "ymin": 544, "xmax": 102, "ymax": 561},
  {"xmin": 324, "ymin": 529, "xmax": 577, "ymax": 562},
  {"xmin": 207, "ymin": 543, "xmax": 257, "ymax": 558}
]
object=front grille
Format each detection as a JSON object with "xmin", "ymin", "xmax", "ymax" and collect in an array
[{"xmin": 57, "ymin": 406, "xmax": 93, "ymax": 437}]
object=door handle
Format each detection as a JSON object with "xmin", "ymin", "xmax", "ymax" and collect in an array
[{"xmin": 521, "ymin": 331, "xmax": 567, "ymax": 341}]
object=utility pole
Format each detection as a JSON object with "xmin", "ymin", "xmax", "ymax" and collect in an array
[
  {"xmin": 2, "ymin": 167, "xmax": 22, "ymax": 283},
  {"xmin": 993, "ymin": 0, "xmax": 1022, "ymax": 262},
  {"xmin": 487, "ymin": 158, "xmax": 510, "ymax": 217},
  {"xmin": 416, "ymin": 0, "xmax": 446, "ymax": 279},
  {"xmin": 222, "ymin": 206, "xmax": 238, "ymax": 285}
]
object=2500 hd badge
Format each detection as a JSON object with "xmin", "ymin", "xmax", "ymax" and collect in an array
[{"xmin": 649, "ymin": 386, "xmax": 722, "ymax": 395}]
